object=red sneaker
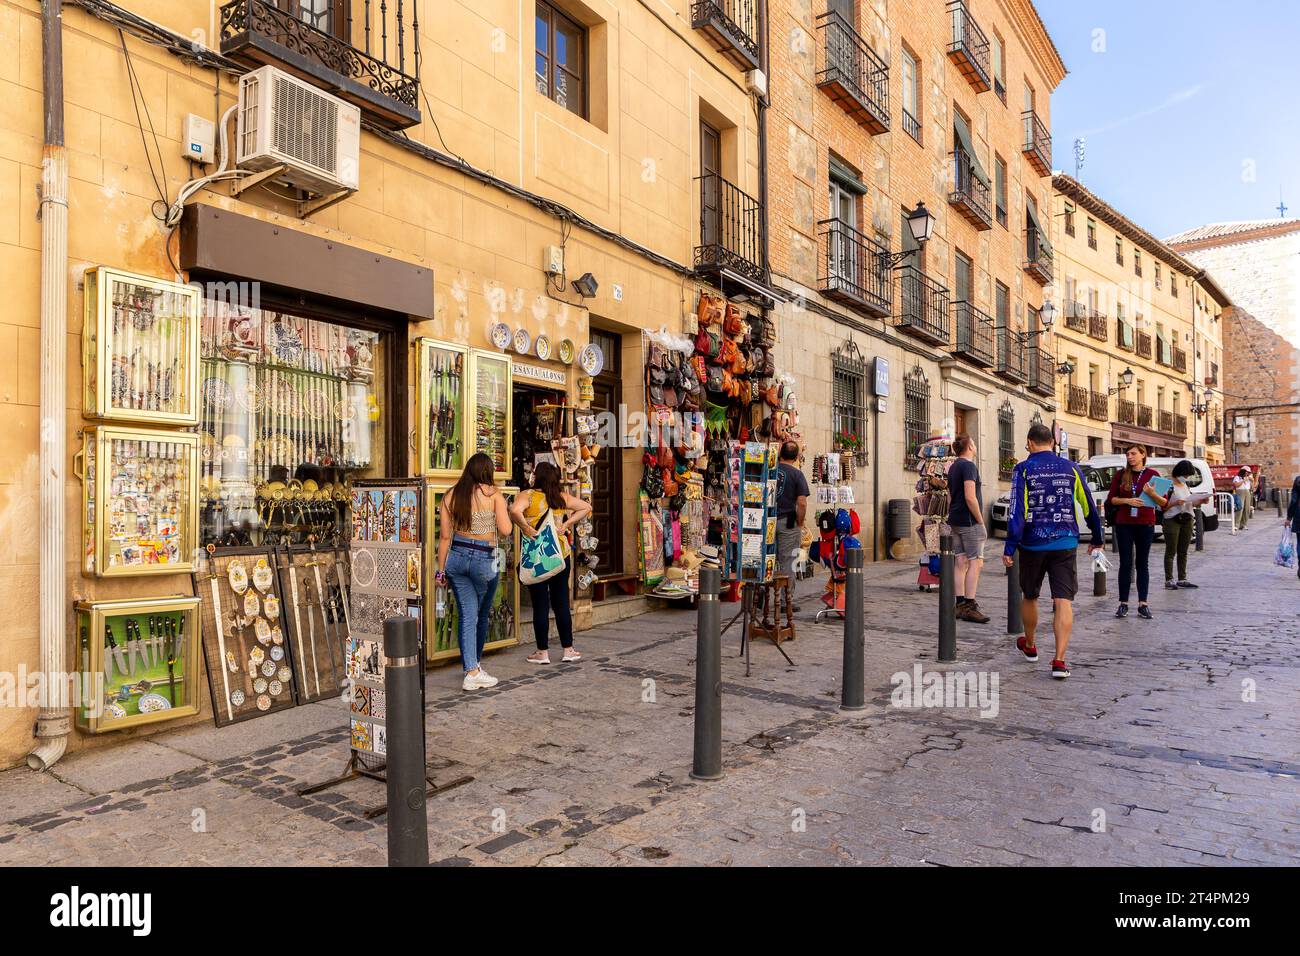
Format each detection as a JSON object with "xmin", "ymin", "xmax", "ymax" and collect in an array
[
  {"xmin": 1051, "ymin": 659, "xmax": 1071, "ymax": 679},
  {"xmin": 1015, "ymin": 636, "xmax": 1038, "ymax": 662}
]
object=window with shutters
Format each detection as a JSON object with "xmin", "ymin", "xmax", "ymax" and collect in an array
[
  {"xmin": 998, "ymin": 401, "xmax": 1015, "ymax": 479},
  {"xmin": 904, "ymin": 366, "xmax": 930, "ymax": 465},
  {"xmin": 536, "ymin": 1, "xmax": 587, "ymax": 118}
]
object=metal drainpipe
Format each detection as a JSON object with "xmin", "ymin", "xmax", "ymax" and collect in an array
[{"xmin": 29, "ymin": 0, "xmax": 70, "ymax": 771}]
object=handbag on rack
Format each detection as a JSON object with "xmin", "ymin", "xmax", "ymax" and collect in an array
[{"xmin": 519, "ymin": 499, "xmax": 567, "ymax": 585}]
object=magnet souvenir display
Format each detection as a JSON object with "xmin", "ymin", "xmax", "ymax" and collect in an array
[
  {"xmin": 76, "ymin": 597, "xmax": 201, "ymax": 734},
  {"xmin": 79, "ymin": 427, "xmax": 200, "ymax": 577},
  {"xmin": 83, "ymin": 267, "xmax": 201, "ymax": 426}
]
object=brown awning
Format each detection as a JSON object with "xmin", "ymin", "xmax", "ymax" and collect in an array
[
  {"xmin": 1110, "ymin": 423, "xmax": 1185, "ymax": 457},
  {"xmin": 179, "ymin": 203, "xmax": 434, "ymax": 318}
]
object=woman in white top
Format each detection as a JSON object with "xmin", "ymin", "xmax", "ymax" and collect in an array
[{"xmin": 1162, "ymin": 459, "xmax": 1202, "ymax": 589}]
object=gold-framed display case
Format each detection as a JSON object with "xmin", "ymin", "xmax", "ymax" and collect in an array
[
  {"xmin": 423, "ymin": 479, "xmax": 520, "ymax": 663},
  {"xmin": 75, "ymin": 596, "xmax": 202, "ymax": 733},
  {"xmin": 467, "ymin": 349, "xmax": 512, "ymax": 480},
  {"xmin": 78, "ymin": 426, "xmax": 201, "ymax": 577},
  {"xmin": 414, "ymin": 338, "xmax": 468, "ymax": 478},
  {"xmin": 83, "ymin": 267, "xmax": 201, "ymax": 426}
]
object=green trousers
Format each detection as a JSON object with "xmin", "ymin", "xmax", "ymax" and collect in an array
[{"xmin": 1163, "ymin": 516, "xmax": 1193, "ymax": 582}]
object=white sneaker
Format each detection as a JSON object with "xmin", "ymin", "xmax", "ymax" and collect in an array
[
  {"xmin": 561, "ymin": 649, "xmax": 582, "ymax": 662},
  {"xmin": 461, "ymin": 669, "xmax": 499, "ymax": 690}
]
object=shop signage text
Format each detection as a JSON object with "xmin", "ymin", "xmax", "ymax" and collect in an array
[{"xmin": 512, "ymin": 361, "xmax": 568, "ymax": 386}]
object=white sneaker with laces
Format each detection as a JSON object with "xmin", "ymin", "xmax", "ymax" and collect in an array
[
  {"xmin": 462, "ymin": 669, "xmax": 499, "ymax": 690},
  {"xmin": 562, "ymin": 649, "xmax": 582, "ymax": 662}
]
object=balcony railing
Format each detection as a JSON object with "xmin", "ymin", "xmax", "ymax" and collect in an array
[
  {"xmin": 817, "ymin": 219, "xmax": 892, "ymax": 318},
  {"xmin": 1028, "ymin": 345, "xmax": 1055, "ymax": 396},
  {"xmin": 994, "ymin": 76, "xmax": 1006, "ymax": 104},
  {"xmin": 691, "ymin": 0, "xmax": 760, "ymax": 70},
  {"xmin": 1117, "ymin": 319, "xmax": 1134, "ymax": 351},
  {"xmin": 816, "ymin": 11, "xmax": 889, "ymax": 134},
  {"xmin": 895, "ymin": 265, "xmax": 951, "ymax": 346},
  {"xmin": 1088, "ymin": 310, "xmax": 1108, "ymax": 341},
  {"xmin": 1067, "ymin": 384, "xmax": 1088, "ymax": 416},
  {"xmin": 1137, "ymin": 405, "xmax": 1153, "ymax": 428},
  {"xmin": 695, "ymin": 172, "xmax": 766, "ymax": 287},
  {"xmin": 1155, "ymin": 339, "xmax": 1172, "ymax": 366},
  {"xmin": 1175, "ymin": 413, "xmax": 1189, "ymax": 437},
  {"xmin": 1159, "ymin": 410, "xmax": 1174, "ymax": 434},
  {"xmin": 1118, "ymin": 398, "xmax": 1136, "ymax": 424},
  {"xmin": 1207, "ymin": 419, "xmax": 1222, "ymax": 444},
  {"xmin": 1173, "ymin": 347, "xmax": 1188, "ymax": 373},
  {"xmin": 902, "ymin": 108, "xmax": 922, "ymax": 143},
  {"xmin": 1023, "ymin": 227, "xmax": 1053, "ymax": 285},
  {"xmin": 1064, "ymin": 301, "xmax": 1087, "ymax": 333},
  {"xmin": 1021, "ymin": 109, "xmax": 1052, "ymax": 177},
  {"xmin": 1135, "ymin": 331, "xmax": 1153, "ymax": 359},
  {"xmin": 947, "ymin": 0, "xmax": 990, "ymax": 93},
  {"xmin": 995, "ymin": 326, "xmax": 1027, "ymax": 383},
  {"xmin": 220, "ymin": 0, "xmax": 421, "ymax": 129},
  {"xmin": 1089, "ymin": 391, "xmax": 1110, "ymax": 421},
  {"xmin": 952, "ymin": 301, "xmax": 995, "ymax": 366},
  {"xmin": 949, "ymin": 149, "xmax": 993, "ymax": 230}
]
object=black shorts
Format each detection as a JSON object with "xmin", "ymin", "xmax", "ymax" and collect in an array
[{"xmin": 1018, "ymin": 548, "xmax": 1078, "ymax": 600}]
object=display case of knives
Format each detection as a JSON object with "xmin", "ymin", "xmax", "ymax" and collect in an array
[
  {"xmin": 192, "ymin": 545, "xmax": 300, "ymax": 726},
  {"xmin": 414, "ymin": 337, "xmax": 468, "ymax": 478},
  {"xmin": 75, "ymin": 596, "xmax": 202, "ymax": 733},
  {"xmin": 275, "ymin": 544, "xmax": 351, "ymax": 705}
]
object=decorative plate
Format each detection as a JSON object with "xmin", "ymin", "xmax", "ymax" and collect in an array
[
  {"xmin": 513, "ymin": 327, "xmax": 532, "ymax": 355},
  {"xmin": 243, "ymin": 591, "xmax": 259, "ymax": 617},
  {"xmin": 263, "ymin": 595, "xmax": 280, "ymax": 618},
  {"xmin": 138, "ymin": 693, "xmax": 171, "ymax": 713},
  {"xmin": 557, "ymin": 339, "xmax": 576, "ymax": 365},
  {"xmin": 278, "ymin": 666, "xmax": 292, "ymax": 683},
  {"xmin": 352, "ymin": 548, "xmax": 377, "ymax": 588},
  {"xmin": 256, "ymin": 694, "xmax": 272, "ymax": 711},
  {"xmin": 579, "ymin": 343, "xmax": 605, "ymax": 376},
  {"xmin": 226, "ymin": 560, "xmax": 249, "ymax": 594},
  {"xmin": 253, "ymin": 678, "xmax": 268, "ymax": 694},
  {"xmin": 489, "ymin": 322, "xmax": 511, "ymax": 350},
  {"xmin": 269, "ymin": 680, "xmax": 283, "ymax": 696},
  {"xmin": 270, "ymin": 645, "xmax": 284, "ymax": 662},
  {"xmin": 535, "ymin": 335, "xmax": 552, "ymax": 361},
  {"xmin": 252, "ymin": 557, "xmax": 274, "ymax": 593},
  {"xmin": 229, "ymin": 689, "xmax": 245, "ymax": 707},
  {"xmin": 261, "ymin": 659, "xmax": 277, "ymax": 677},
  {"xmin": 254, "ymin": 617, "xmax": 271, "ymax": 645}
]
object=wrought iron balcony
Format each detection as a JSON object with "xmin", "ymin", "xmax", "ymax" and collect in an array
[
  {"xmin": 1027, "ymin": 345, "xmax": 1055, "ymax": 396},
  {"xmin": 894, "ymin": 265, "xmax": 951, "ymax": 346},
  {"xmin": 1175, "ymin": 413, "xmax": 1189, "ymax": 437},
  {"xmin": 949, "ymin": 149, "xmax": 993, "ymax": 230},
  {"xmin": 695, "ymin": 172, "xmax": 766, "ymax": 288},
  {"xmin": 220, "ymin": 0, "xmax": 421, "ymax": 130},
  {"xmin": 1022, "ymin": 109, "xmax": 1052, "ymax": 177},
  {"xmin": 1137, "ymin": 405, "xmax": 1153, "ymax": 428},
  {"xmin": 1088, "ymin": 310, "xmax": 1109, "ymax": 341},
  {"xmin": 995, "ymin": 326, "xmax": 1027, "ymax": 384},
  {"xmin": 817, "ymin": 219, "xmax": 892, "ymax": 318},
  {"xmin": 1135, "ymin": 331, "xmax": 1153, "ymax": 359},
  {"xmin": 1159, "ymin": 410, "xmax": 1175, "ymax": 434},
  {"xmin": 1117, "ymin": 319, "xmax": 1134, "ymax": 351},
  {"xmin": 1023, "ymin": 227, "xmax": 1053, "ymax": 285},
  {"xmin": 816, "ymin": 11, "xmax": 889, "ymax": 134},
  {"xmin": 902, "ymin": 107, "xmax": 921, "ymax": 144},
  {"xmin": 691, "ymin": 0, "xmax": 760, "ymax": 70},
  {"xmin": 1118, "ymin": 398, "xmax": 1136, "ymax": 425},
  {"xmin": 947, "ymin": 0, "xmax": 990, "ymax": 93},
  {"xmin": 1089, "ymin": 391, "xmax": 1110, "ymax": 421},
  {"xmin": 1064, "ymin": 301, "xmax": 1087, "ymax": 333},
  {"xmin": 1173, "ymin": 346, "xmax": 1188, "ymax": 373},
  {"xmin": 1066, "ymin": 385, "xmax": 1088, "ymax": 416},
  {"xmin": 952, "ymin": 300, "xmax": 995, "ymax": 366}
]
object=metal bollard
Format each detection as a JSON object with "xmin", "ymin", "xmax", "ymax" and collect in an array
[
  {"xmin": 384, "ymin": 616, "xmax": 428, "ymax": 867},
  {"xmin": 1194, "ymin": 507, "xmax": 1204, "ymax": 552},
  {"xmin": 938, "ymin": 535, "xmax": 956, "ymax": 663},
  {"xmin": 841, "ymin": 549, "xmax": 865, "ymax": 710},
  {"xmin": 1006, "ymin": 549, "xmax": 1023, "ymax": 636},
  {"xmin": 1093, "ymin": 556, "xmax": 1106, "ymax": 596},
  {"xmin": 691, "ymin": 566, "xmax": 723, "ymax": 781}
]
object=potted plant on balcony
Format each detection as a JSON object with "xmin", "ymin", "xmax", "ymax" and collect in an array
[
  {"xmin": 999, "ymin": 455, "xmax": 1018, "ymax": 479},
  {"xmin": 834, "ymin": 430, "xmax": 868, "ymax": 466}
]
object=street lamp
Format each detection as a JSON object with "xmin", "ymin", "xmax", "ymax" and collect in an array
[
  {"xmin": 878, "ymin": 202, "xmax": 936, "ymax": 267},
  {"xmin": 1107, "ymin": 366, "xmax": 1135, "ymax": 395},
  {"xmin": 1023, "ymin": 300, "xmax": 1057, "ymax": 340}
]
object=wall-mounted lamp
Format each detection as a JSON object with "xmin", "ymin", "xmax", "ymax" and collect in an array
[
  {"xmin": 1107, "ymin": 366, "xmax": 1135, "ymax": 395},
  {"xmin": 571, "ymin": 273, "xmax": 599, "ymax": 298}
]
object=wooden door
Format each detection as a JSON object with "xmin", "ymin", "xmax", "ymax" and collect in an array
[
  {"xmin": 700, "ymin": 121, "xmax": 722, "ymax": 249},
  {"xmin": 589, "ymin": 330, "xmax": 623, "ymax": 577}
]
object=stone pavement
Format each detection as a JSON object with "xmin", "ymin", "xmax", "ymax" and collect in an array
[{"xmin": 0, "ymin": 521, "xmax": 1296, "ymax": 866}]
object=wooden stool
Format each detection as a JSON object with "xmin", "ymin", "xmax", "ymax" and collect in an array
[{"xmin": 750, "ymin": 575, "xmax": 796, "ymax": 646}]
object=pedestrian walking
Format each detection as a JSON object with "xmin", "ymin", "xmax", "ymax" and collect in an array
[
  {"xmin": 1162, "ymin": 459, "xmax": 1208, "ymax": 590},
  {"xmin": 1286, "ymin": 475, "xmax": 1300, "ymax": 581},
  {"xmin": 435, "ymin": 453, "xmax": 514, "ymax": 691},
  {"xmin": 1003, "ymin": 423, "xmax": 1104, "ymax": 679},
  {"xmin": 774, "ymin": 440, "xmax": 810, "ymax": 610},
  {"xmin": 947, "ymin": 435, "xmax": 990, "ymax": 623},
  {"xmin": 510, "ymin": 460, "xmax": 592, "ymax": 665},
  {"xmin": 1105, "ymin": 443, "xmax": 1166, "ymax": 620},
  {"xmin": 1232, "ymin": 467, "xmax": 1254, "ymax": 530}
]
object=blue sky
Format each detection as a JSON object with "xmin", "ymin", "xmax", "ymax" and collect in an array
[{"xmin": 1037, "ymin": 0, "xmax": 1300, "ymax": 238}]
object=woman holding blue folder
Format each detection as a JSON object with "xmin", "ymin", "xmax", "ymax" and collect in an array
[{"xmin": 1105, "ymin": 444, "xmax": 1167, "ymax": 619}]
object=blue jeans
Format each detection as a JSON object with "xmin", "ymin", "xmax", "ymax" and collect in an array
[{"xmin": 445, "ymin": 537, "xmax": 500, "ymax": 672}]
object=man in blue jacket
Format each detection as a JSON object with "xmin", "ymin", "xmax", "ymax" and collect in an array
[{"xmin": 1002, "ymin": 423, "xmax": 1104, "ymax": 679}]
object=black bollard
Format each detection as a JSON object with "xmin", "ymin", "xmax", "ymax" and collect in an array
[
  {"xmin": 1006, "ymin": 549, "xmax": 1023, "ymax": 636},
  {"xmin": 841, "ymin": 549, "xmax": 865, "ymax": 710},
  {"xmin": 691, "ymin": 566, "xmax": 723, "ymax": 781},
  {"xmin": 1093, "ymin": 554, "xmax": 1106, "ymax": 596},
  {"xmin": 1194, "ymin": 507, "xmax": 1204, "ymax": 552},
  {"xmin": 938, "ymin": 535, "xmax": 956, "ymax": 663},
  {"xmin": 384, "ymin": 616, "xmax": 428, "ymax": 867}
]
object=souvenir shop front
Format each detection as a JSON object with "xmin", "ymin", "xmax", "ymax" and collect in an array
[{"xmin": 72, "ymin": 205, "xmax": 429, "ymax": 736}]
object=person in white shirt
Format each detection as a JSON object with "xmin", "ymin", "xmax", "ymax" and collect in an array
[{"xmin": 1232, "ymin": 467, "xmax": 1253, "ymax": 530}]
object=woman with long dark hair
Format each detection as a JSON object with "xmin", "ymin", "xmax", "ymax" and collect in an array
[
  {"xmin": 1105, "ymin": 443, "xmax": 1166, "ymax": 619},
  {"xmin": 510, "ymin": 460, "xmax": 592, "ymax": 664},
  {"xmin": 436, "ymin": 453, "xmax": 513, "ymax": 690},
  {"xmin": 1285, "ymin": 475, "xmax": 1300, "ymax": 580}
]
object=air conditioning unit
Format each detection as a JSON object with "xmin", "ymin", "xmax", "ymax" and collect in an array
[{"xmin": 237, "ymin": 65, "xmax": 360, "ymax": 195}]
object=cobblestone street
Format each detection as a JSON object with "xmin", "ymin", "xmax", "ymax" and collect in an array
[{"xmin": 1, "ymin": 522, "xmax": 1295, "ymax": 867}]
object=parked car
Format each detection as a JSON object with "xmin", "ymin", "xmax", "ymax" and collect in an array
[{"xmin": 988, "ymin": 456, "xmax": 1218, "ymax": 539}]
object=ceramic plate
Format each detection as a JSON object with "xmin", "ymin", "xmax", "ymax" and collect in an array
[
  {"xmin": 579, "ymin": 343, "xmax": 605, "ymax": 376},
  {"xmin": 535, "ymin": 335, "xmax": 551, "ymax": 361},
  {"xmin": 557, "ymin": 339, "xmax": 576, "ymax": 365},
  {"xmin": 513, "ymin": 327, "xmax": 532, "ymax": 354},
  {"xmin": 489, "ymin": 322, "xmax": 511, "ymax": 350}
]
